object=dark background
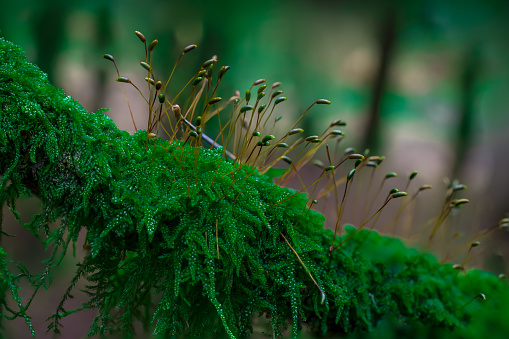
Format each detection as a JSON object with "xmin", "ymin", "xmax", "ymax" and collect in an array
[{"xmin": 1, "ymin": 0, "xmax": 509, "ymax": 337}]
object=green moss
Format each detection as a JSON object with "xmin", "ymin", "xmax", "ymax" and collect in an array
[{"xmin": 0, "ymin": 36, "xmax": 508, "ymax": 338}]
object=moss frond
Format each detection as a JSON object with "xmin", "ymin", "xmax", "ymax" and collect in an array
[{"xmin": 1, "ymin": 36, "xmax": 508, "ymax": 338}]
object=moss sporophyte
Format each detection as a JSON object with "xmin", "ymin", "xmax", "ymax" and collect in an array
[{"xmin": 0, "ymin": 31, "xmax": 508, "ymax": 338}]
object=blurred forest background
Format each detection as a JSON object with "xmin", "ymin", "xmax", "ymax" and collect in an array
[{"xmin": 1, "ymin": 0, "xmax": 509, "ymax": 337}]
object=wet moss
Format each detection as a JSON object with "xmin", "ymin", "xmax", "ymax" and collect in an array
[{"xmin": 0, "ymin": 36, "xmax": 508, "ymax": 338}]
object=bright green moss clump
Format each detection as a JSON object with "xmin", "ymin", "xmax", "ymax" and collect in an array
[{"xmin": 1, "ymin": 36, "xmax": 508, "ymax": 338}]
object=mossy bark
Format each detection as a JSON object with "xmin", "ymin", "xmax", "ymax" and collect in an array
[{"xmin": 1, "ymin": 37, "xmax": 508, "ymax": 338}]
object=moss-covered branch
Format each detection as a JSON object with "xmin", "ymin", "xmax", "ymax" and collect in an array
[{"xmin": 1, "ymin": 36, "xmax": 508, "ymax": 338}]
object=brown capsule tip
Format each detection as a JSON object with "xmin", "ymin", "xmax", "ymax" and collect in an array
[
  {"xmin": 330, "ymin": 119, "xmax": 346, "ymax": 127},
  {"xmin": 274, "ymin": 97, "xmax": 287, "ymax": 105},
  {"xmin": 419, "ymin": 185, "xmax": 432, "ymax": 191},
  {"xmin": 172, "ymin": 105, "xmax": 181, "ymax": 118},
  {"xmin": 148, "ymin": 39, "xmax": 158, "ymax": 52},
  {"xmin": 208, "ymin": 97, "xmax": 222, "ymax": 105},
  {"xmin": 140, "ymin": 61, "xmax": 151, "ymax": 71},
  {"xmin": 201, "ymin": 58, "xmax": 217, "ymax": 69},
  {"xmin": 348, "ymin": 154, "xmax": 365, "ymax": 160},
  {"xmin": 391, "ymin": 192, "xmax": 408, "ymax": 199},
  {"xmin": 452, "ymin": 264, "xmax": 463, "ymax": 270},
  {"xmin": 288, "ymin": 128, "xmax": 304, "ymax": 135},
  {"xmin": 315, "ymin": 99, "xmax": 331, "ymax": 105},
  {"xmin": 145, "ymin": 77, "xmax": 155, "ymax": 85},
  {"xmin": 218, "ymin": 65, "xmax": 230, "ymax": 79},
  {"xmin": 271, "ymin": 90, "xmax": 284, "ymax": 99},
  {"xmin": 183, "ymin": 44, "xmax": 198, "ymax": 53},
  {"xmin": 116, "ymin": 77, "xmax": 130, "ymax": 83},
  {"xmin": 271, "ymin": 82, "xmax": 282, "ymax": 89},
  {"xmin": 253, "ymin": 79, "xmax": 266, "ymax": 86},
  {"xmin": 409, "ymin": 171, "xmax": 418, "ymax": 180},
  {"xmin": 344, "ymin": 147, "xmax": 356, "ymax": 155},
  {"xmin": 312, "ymin": 160, "xmax": 324, "ymax": 168},
  {"xmin": 193, "ymin": 77, "xmax": 203, "ymax": 86},
  {"xmin": 452, "ymin": 198, "xmax": 470, "ymax": 207},
  {"xmin": 347, "ymin": 169, "xmax": 356, "ymax": 180},
  {"xmin": 281, "ymin": 156, "xmax": 293, "ymax": 164},
  {"xmin": 261, "ymin": 135, "xmax": 275, "ymax": 143},
  {"xmin": 367, "ymin": 156, "xmax": 383, "ymax": 162},
  {"xmin": 498, "ymin": 218, "xmax": 509, "ymax": 225},
  {"xmin": 228, "ymin": 95, "xmax": 240, "ymax": 103},
  {"xmin": 240, "ymin": 105, "xmax": 254, "ymax": 113},
  {"xmin": 147, "ymin": 132, "xmax": 156, "ymax": 139},
  {"xmin": 102, "ymin": 54, "xmax": 114, "ymax": 62},
  {"xmin": 134, "ymin": 31, "xmax": 146, "ymax": 43},
  {"xmin": 453, "ymin": 184, "xmax": 467, "ymax": 191}
]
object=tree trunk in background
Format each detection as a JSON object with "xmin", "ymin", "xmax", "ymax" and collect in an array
[
  {"xmin": 452, "ymin": 47, "xmax": 478, "ymax": 180},
  {"xmin": 94, "ymin": 6, "xmax": 113, "ymax": 111},
  {"xmin": 32, "ymin": 1, "xmax": 67, "ymax": 84},
  {"xmin": 361, "ymin": 9, "xmax": 397, "ymax": 155}
]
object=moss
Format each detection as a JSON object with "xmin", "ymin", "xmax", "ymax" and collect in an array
[{"xmin": 0, "ymin": 36, "xmax": 508, "ymax": 338}]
